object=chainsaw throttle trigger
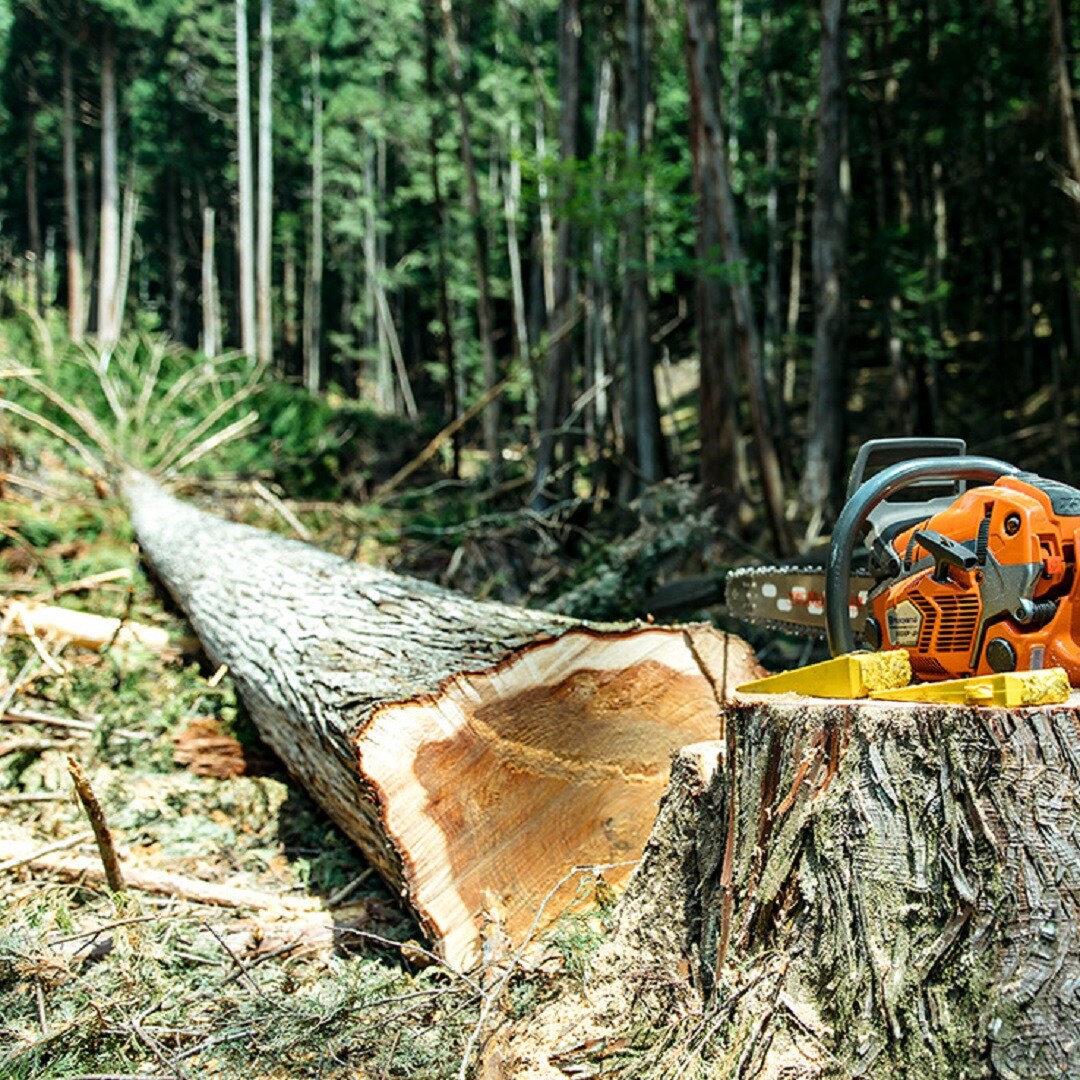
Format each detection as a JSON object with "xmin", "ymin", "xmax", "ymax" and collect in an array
[{"xmin": 914, "ymin": 529, "xmax": 979, "ymax": 582}]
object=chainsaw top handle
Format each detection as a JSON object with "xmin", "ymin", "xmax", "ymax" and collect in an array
[{"xmin": 825, "ymin": 455, "xmax": 1022, "ymax": 657}]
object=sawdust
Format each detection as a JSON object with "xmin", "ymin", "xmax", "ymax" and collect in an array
[{"xmin": 859, "ymin": 648, "xmax": 912, "ymax": 692}]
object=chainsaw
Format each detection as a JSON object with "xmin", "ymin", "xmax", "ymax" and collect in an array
[{"xmin": 726, "ymin": 438, "xmax": 1080, "ymax": 684}]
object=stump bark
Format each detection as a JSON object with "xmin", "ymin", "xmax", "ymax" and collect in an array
[
  {"xmin": 122, "ymin": 473, "xmax": 763, "ymax": 970},
  {"xmin": 496, "ymin": 695, "xmax": 1080, "ymax": 1078}
]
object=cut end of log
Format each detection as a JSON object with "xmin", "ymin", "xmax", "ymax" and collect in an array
[{"xmin": 358, "ymin": 625, "xmax": 763, "ymax": 970}]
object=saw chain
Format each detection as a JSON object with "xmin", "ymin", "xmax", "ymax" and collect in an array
[{"xmin": 725, "ymin": 564, "xmax": 876, "ymax": 637}]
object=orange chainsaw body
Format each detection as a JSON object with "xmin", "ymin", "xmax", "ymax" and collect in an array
[{"xmin": 870, "ymin": 476, "xmax": 1080, "ymax": 682}]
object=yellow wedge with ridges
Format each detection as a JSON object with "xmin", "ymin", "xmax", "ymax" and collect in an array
[
  {"xmin": 736, "ymin": 650, "xmax": 912, "ymax": 699},
  {"xmin": 870, "ymin": 667, "xmax": 1071, "ymax": 707}
]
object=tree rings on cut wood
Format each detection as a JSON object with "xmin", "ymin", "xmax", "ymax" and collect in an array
[
  {"xmin": 360, "ymin": 623, "xmax": 761, "ymax": 969},
  {"xmin": 122, "ymin": 472, "xmax": 764, "ymax": 969}
]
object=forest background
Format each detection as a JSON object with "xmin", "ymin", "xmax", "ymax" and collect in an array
[{"xmin": 3, "ymin": 0, "xmax": 1080, "ymax": 560}]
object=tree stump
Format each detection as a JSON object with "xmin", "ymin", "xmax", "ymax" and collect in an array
[
  {"xmin": 123, "ymin": 473, "xmax": 763, "ymax": 970},
  {"xmin": 494, "ymin": 695, "xmax": 1080, "ymax": 1078}
]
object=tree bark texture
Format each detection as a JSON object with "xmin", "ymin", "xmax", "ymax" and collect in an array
[
  {"xmin": 686, "ymin": 12, "xmax": 739, "ymax": 517},
  {"xmin": 423, "ymin": 0, "xmax": 461, "ymax": 474},
  {"xmin": 532, "ymin": 0, "xmax": 582, "ymax": 507},
  {"xmin": 122, "ymin": 474, "xmax": 762, "ymax": 971},
  {"xmin": 684, "ymin": 0, "xmax": 791, "ymax": 555},
  {"xmin": 494, "ymin": 696, "xmax": 1080, "ymax": 1077},
  {"xmin": 201, "ymin": 205, "xmax": 220, "ymax": 358},
  {"xmin": 620, "ymin": 0, "xmax": 666, "ymax": 497},
  {"xmin": 25, "ymin": 70, "xmax": 42, "ymax": 314},
  {"xmin": 304, "ymin": 48, "xmax": 323, "ymax": 393},
  {"xmin": 1050, "ymin": 0, "xmax": 1080, "ymax": 213},
  {"xmin": 801, "ymin": 0, "xmax": 850, "ymax": 529}
]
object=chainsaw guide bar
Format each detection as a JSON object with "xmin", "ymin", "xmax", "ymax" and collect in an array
[{"xmin": 725, "ymin": 565, "xmax": 876, "ymax": 638}]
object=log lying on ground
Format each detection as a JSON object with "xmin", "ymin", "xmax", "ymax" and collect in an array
[
  {"xmin": 122, "ymin": 472, "xmax": 763, "ymax": 970},
  {"xmin": 495, "ymin": 695, "xmax": 1080, "ymax": 1078}
]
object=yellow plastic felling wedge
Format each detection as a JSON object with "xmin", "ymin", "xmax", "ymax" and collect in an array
[
  {"xmin": 735, "ymin": 650, "xmax": 912, "ymax": 699},
  {"xmin": 869, "ymin": 667, "xmax": 1071, "ymax": 708}
]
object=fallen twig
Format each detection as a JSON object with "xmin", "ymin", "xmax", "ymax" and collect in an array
[
  {"xmin": 31, "ymin": 568, "xmax": 133, "ymax": 603},
  {"xmin": 0, "ymin": 791, "xmax": 69, "ymax": 805},
  {"xmin": 325, "ymin": 867, "xmax": 375, "ymax": 907},
  {"xmin": 2, "ymin": 707, "xmax": 150, "ymax": 742},
  {"xmin": 374, "ymin": 374, "xmax": 514, "ymax": 501},
  {"xmin": 0, "ymin": 471, "xmax": 64, "ymax": 499},
  {"xmin": 251, "ymin": 480, "xmax": 312, "ymax": 541},
  {"xmin": 202, "ymin": 919, "xmax": 264, "ymax": 996},
  {"xmin": 68, "ymin": 757, "xmax": 126, "ymax": 893},
  {"xmin": 0, "ymin": 841, "xmax": 326, "ymax": 912},
  {"xmin": 4, "ymin": 600, "xmax": 169, "ymax": 653},
  {"xmin": 0, "ymin": 736, "xmax": 79, "ymax": 757},
  {"xmin": 0, "ymin": 831, "xmax": 93, "ymax": 872}
]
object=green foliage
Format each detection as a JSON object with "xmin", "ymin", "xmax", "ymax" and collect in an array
[{"xmin": 0, "ymin": 322, "xmax": 420, "ymax": 496}]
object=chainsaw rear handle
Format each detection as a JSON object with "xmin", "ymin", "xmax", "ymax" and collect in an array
[{"xmin": 825, "ymin": 456, "xmax": 1022, "ymax": 657}]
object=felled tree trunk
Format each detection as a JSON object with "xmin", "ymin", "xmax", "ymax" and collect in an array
[
  {"xmin": 496, "ymin": 696, "xmax": 1080, "ymax": 1078},
  {"xmin": 123, "ymin": 473, "xmax": 762, "ymax": 971}
]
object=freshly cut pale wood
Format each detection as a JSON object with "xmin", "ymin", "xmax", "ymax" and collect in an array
[
  {"xmin": 122, "ymin": 471, "xmax": 763, "ymax": 970},
  {"xmin": 494, "ymin": 695, "xmax": 1080, "ymax": 1078},
  {"xmin": 2, "ymin": 600, "xmax": 169, "ymax": 652}
]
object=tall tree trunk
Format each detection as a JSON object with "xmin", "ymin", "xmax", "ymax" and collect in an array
[
  {"xmin": 532, "ymin": 0, "xmax": 583, "ymax": 507},
  {"xmin": 801, "ymin": 0, "xmax": 850, "ymax": 539},
  {"xmin": 201, "ymin": 204, "xmax": 220, "ymax": 358},
  {"xmin": 504, "ymin": 120, "xmax": 530, "ymax": 384},
  {"xmin": 763, "ymin": 17, "xmax": 785, "ymax": 449},
  {"xmin": 98, "ymin": 23, "xmax": 120, "ymax": 347},
  {"xmin": 687, "ymin": 13, "xmax": 739, "ymax": 517},
  {"xmin": 282, "ymin": 230, "xmax": 298, "ymax": 367},
  {"xmin": 424, "ymin": 0, "xmax": 461, "ymax": 475},
  {"xmin": 25, "ymin": 69, "xmax": 42, "ymax": 314},
  {"xmin": 303, "ymin": 49, "xmax": 323, "ymax": 394},
  {"xmin": 82, "ymin": 151, "xmax": 97, "ymax": 336},
  {"xmin": 1049, "ymin": 0, "xmax": 1080, "ymax": 446},
  {"xmin": 114, "ymin": 163, "xmax": 138, "ymax": 337},
  {"xmin": 533, "ymin": 68, "xmax": 556, "ymax": 325},
  {"xmin": 586, "ymin": 54, "xmax": 614, "ymax": 451},
  {"xmin": 874, "ymin": 0, "xmax": 913, "ymax": 431},
  {"xmin": 1050, "ymin": 0, "xmax": 1080, "ymax": 217},
  {"xmin": 165, "ymin": 168, "xmax": 184, "ymax": 341},
  {"xmin": 235, "ymin": 0, "xmax": 256, "ymax": 356},
  {"xmin": 619, "ymin": 0, "xmax": 665, "ymax": 498},
  {"xmin": 685, "ymin": 0, "xmax": 792, "ymax": 554},
  {"xmin": 783, "ymin": 115, "xmax": 811, "ymax": 410},
  {"xmin": 439, "ymin": 0, "xmax": 501, "ymax": 465},
  {"xmin": 363, "ymin": 137, "xmax": 417, "ymax": 419},
  {"xmin": 256, "ymin": 0, "xmax": 273, "ymax": 366},
  {"xmin": 364, "ymin": 142, "xmax": 393, "ymax": 412},
  {"xmin": 61, "ymin": 45, "xmax": 84, "ymax": 342}
]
